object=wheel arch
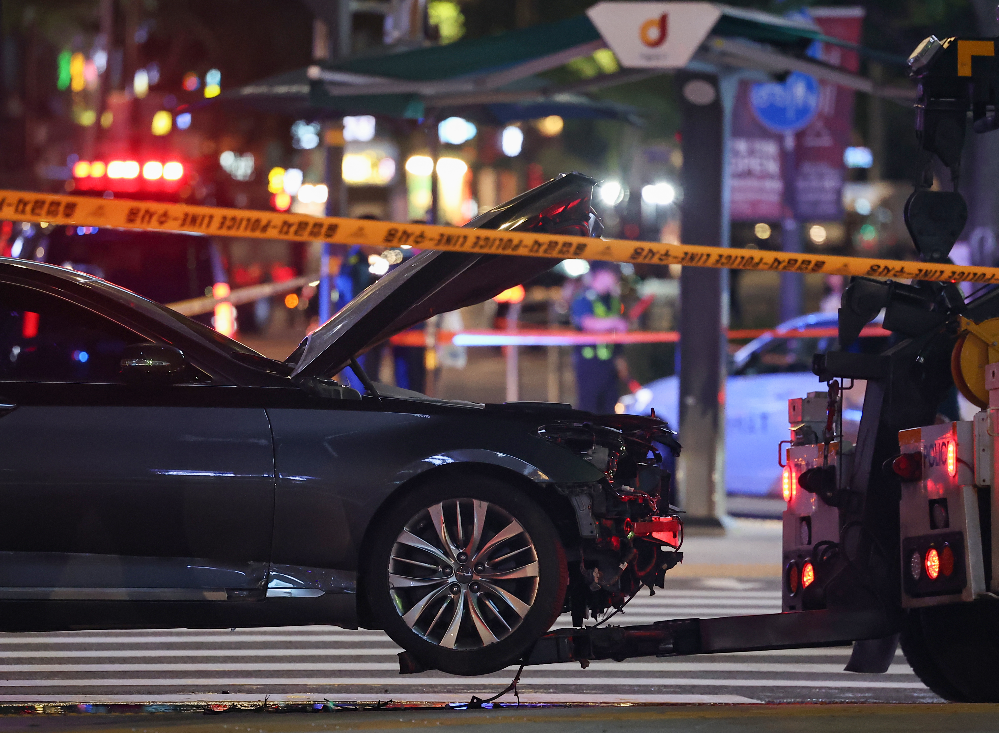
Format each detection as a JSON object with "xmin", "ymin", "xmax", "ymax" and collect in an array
[{"xmin": 354, "ymin": 460, "xmax": 580, "ymax": 629}]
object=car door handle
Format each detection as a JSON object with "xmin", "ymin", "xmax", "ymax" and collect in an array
[{"xmin": 0, "ymin": 403, "xmax": 17, "ymax": 417}]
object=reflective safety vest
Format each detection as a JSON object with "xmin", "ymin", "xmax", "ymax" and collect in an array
[{"xmin": 580, "ymin": 295, "xmax": 621, "ymax": 361}]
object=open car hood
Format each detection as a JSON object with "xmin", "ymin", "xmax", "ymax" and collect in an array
[{"xmin": 290, "ymin": 172, "xmax": 599, "ymax": 381}]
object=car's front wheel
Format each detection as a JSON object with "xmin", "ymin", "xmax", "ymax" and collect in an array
[{"xmin": 365, "ymin": 474, "xmax": 567, "ymax": 676}]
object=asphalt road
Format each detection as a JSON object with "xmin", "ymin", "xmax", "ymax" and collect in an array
[
  {"xmin": 3, "ymin": 704, "xmax": 996, "ymax": 733},
  {"xmin": 0, "ymin": 576, "xmax": 939, "ymax": 706}
]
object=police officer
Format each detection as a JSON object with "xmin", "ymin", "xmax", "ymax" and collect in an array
[{"xmin": 571, "ymin": 262, "xmax": 629, "ymax": 414}]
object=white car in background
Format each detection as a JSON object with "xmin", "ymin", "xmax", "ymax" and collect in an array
[{"xmin": 618, "ymin": 312, "xmax": 879, "ymax": 503}]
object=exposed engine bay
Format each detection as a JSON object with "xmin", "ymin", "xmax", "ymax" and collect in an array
[{"xmin": 539, "ymin": 415, "xmax": 684, "ymax": 626}]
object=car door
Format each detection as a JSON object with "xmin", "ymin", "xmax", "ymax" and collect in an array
[
  {"xmin": 727, "ymin": 334, "xmax": 838, "ymax": 496},
  {"xmin": 0, "ymin": 282, "xmax": 274, "ymax": 600}
]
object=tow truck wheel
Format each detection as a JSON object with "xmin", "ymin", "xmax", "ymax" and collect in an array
[
  {"xmin": 366, "ymin": 474, "xmax": 568, "ymax": 676},
  {"xmin": 901, "ymin": 595, "xmax": 999, "ymax": 702}
]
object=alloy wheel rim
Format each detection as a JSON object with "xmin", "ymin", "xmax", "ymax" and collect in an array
[{"xmin": 388, "ymin": 499, "xmax": 539, "ymax": 650}]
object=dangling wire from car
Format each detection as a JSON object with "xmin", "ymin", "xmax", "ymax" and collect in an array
[
  {"xmin": 593, "ymin": 590, "xmax": 637, "ymax": 628},
  {"xmin": 467, "ymin": 661, "xmax": 526, "ymax": 708}
]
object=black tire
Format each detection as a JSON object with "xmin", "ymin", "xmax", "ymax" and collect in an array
[
  {"xmin": 365, "ymin": 473, "xmax": 568, "ymax": 676},
  {"xmin": 900, "ymin": 596, "xmax": 999, "ymax": 702}
]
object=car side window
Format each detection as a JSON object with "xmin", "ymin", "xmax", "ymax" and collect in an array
[
  {"xmin": 738, "ymin": 336, "xmax": 836, "ymax": 375},
  {"xmin": 0, "ymin": 285, "xmax": 144, "ymax": 383}
]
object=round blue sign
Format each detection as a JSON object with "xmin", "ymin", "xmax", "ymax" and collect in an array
[{"xmin": 749, "ymin": 71, "xmax": 821, "ymax": 133}]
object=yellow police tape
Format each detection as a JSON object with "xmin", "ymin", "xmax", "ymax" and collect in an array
[{"xmin": 2, "ymin": 189, "xmax": 997, "ymax": 284}]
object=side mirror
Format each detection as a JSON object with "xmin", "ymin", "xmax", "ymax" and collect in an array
[{"xmin": 120, "ymin": 343, "xmax": 188, "ymax": 384}]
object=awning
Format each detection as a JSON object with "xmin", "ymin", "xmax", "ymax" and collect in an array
[{"xmin": 217, "ymin": 3, "xmax": 910, "ymax": 122}]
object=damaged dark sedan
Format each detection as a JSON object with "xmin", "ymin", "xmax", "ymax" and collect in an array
[{"xmin": 0, "ymin": 173, "xmax": 683, "ymax": 676}]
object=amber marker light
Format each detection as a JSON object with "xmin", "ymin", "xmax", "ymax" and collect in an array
[
  {"xmin": 939, "ymin": 544, "xmax": 955, "ymax": 577},
  {"xmin": 786, "ymin": 562, "xmax": 799, "ymax": 595},
  {"xmin": 801, "ymin": 561, "xmax": 815, "ymax": 588},
  {"xmin": 925, "ymin": 547, "xmax": 940, "ymax": 580}
]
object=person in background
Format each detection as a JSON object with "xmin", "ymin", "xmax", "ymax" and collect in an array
[{"xmin": 571, "ymin": 263, "xmax": 630, "ymax": 414}]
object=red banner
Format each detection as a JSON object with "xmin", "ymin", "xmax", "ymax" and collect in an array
[{"xmin": 729, "ymin": 7, "xmax": 864, "ymax": 223}]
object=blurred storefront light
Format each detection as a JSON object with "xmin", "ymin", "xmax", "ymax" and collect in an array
[
  {"xmin": 151, "ymin": 110, "xmax": 172, "ymax": 136},
  {"xmin": 641, "ymin": 182, "xmax": 675, "ymax": 206},
  {"xmin": 437, "ymin": 158, "xmax": 470, "ymax": 224},
  {"xmin": 272, "ymin": 192, "xmax": 292, "ymax": 211},
  {"xmin": 204, "ymin": 69, "xmax": 221, "ymax": 98},
  {"xmin": 844, "ymin": 146, "xmax": 873, "ymax": 168},
  {"xmin": 343, "ymin": 115, "xmax": 377, "ymax": 142},
  {"xmin": 559, "ymin": 259, "xmax": 591, "ymax": 278},
  {"xmin": 282, "ymin": 168, "xmax": 304, "ymax": 196},
  {"xmin": 438, "ymin": 116, "xmax": 477, "ymax": 145},
  {"xmin": 535, "ymin": 115, "xmax": 564, "ymax": 137},
  {"xmin": 219, "ymin": 151, "xmax": 254, "ymax": 182},
  {"xmin": 84, "ymin": 60, "xmax": 98, "ymax": 90},
  {"xmin": 501, "ymin": 126, "xmax": 523, "ymax": 157},
  {"xmin": 494, "ymin": 284, "xmax": 525, "ymax": 304},
  {"xmin": 343, "ymin": 143, "xmax": 398, "ymax": 186},
  {"xmin": 342, "ymin": 154, "xmax": 374, "ymax": 183},
  {"xmin": 133, "ymin": 69, "xmax": 149, "ymax": 98},
  {"xmin": 57, "ymin": 50, "xmax": 72, "ymax": 90},
  {"xmin": 436, "ymin": 157, "xmax": 468, "ymax": 180},
  {"xmin": 598, "ymin": 181, "xmax": 624, "ymax": 206},
  {"xmin": 405, "ymin": 155, "xmax": 434, "ymax": 176},
  {"xmin": 70, "ymin": 52, "xmax": 86, "ymax": 92},
  {"xmin": 378, "ymin": 157, "xmax": 396, "ymax": 182},
  {"xmin": 268, "ymin": 167, "xmax": 285, "ymax": 194},
  {"xmin": 808, "ymin": 224, "xmax": 827, "ymax": 245},
  {"xmin": 754, "ymin": 222, "xmax": 772, "ymax": 239},
  {"xmin": 368, "ymin": 254, "xmax": 390, "ymax": 276},
  {"xmin": 854, "ymin": 198, "xmax": 872, "ymax": 215},
  {"xmin": 292, "ymin": 120, "xmax": 321, "ymax": 150},
  {"xmin": 297, "ymin": 184, "xmax": 329, "ymax": 204}
]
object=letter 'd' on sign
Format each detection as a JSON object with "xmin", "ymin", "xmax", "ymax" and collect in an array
[{"xmin": 587, "ymin": 2, "xmax": 722, "ymax": 68}]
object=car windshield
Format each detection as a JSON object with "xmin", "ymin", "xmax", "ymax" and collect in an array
[{"xmin": 81, "ymin": 276, "xmax": 291, "ymax": 374}]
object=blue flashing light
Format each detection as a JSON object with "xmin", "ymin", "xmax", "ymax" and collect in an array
[{"xmin": 176, "ymin": 112, "xmax": 192, "ymax": 130}]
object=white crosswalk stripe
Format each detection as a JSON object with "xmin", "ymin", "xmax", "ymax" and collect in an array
[{"xmin": 0, "ymin": 578, "xmax": 935, "ymax": 705}]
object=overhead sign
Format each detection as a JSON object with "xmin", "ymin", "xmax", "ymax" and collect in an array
[
  {"xmin": 586, "ymin": 2, "xmax": 722, "ymax": 69},
  {"xmin": 2, "ymin": 189, "xmax": 997, "ymax": 284},
  {"xmin": 749, "ymin": 71, "xmax": 821, "ymax": 133}
]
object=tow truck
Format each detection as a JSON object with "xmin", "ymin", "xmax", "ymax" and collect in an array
[{"xmin": 400, "ymin": 35, "xmax": 1000, "ymax": 702}]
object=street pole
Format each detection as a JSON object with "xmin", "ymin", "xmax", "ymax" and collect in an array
[
  {"xmin": 427, "ymin": 113, "xmax": 439, "ymax": 223},
  {"xmin": 778, "ymin": 131, "xmax": 802, "ymax": 323},
  {"xmin": 318, "ymin": 0, "xmax": 352, "ymax": 325},
  {"xmin": 675, "ymin": 71, "xmax": 737, "ymax": 530}
]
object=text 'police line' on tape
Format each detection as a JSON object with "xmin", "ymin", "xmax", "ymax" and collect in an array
[{"xmin": 1, "ymin": 189, "xmax": 997, "ymax": 284}]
